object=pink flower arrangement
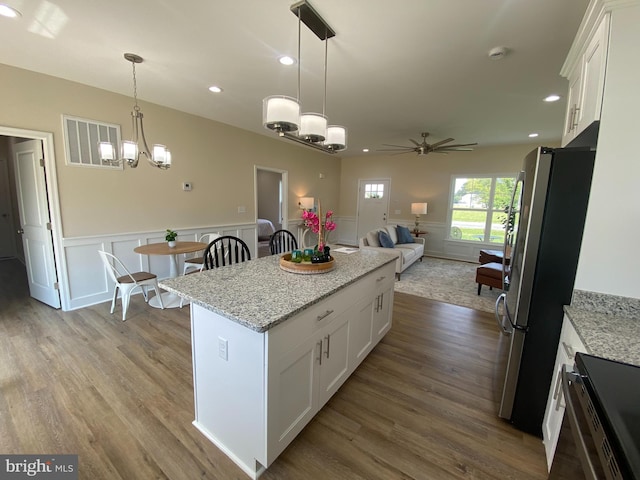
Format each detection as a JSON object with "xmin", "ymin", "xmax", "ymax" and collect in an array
[
  {"xmin": 302, "ymin": 202, "xmax": 336, "ymax": 251},
  {"xmin": 302, "ymin": 209, "xmax": 336, "ymax": 234}
]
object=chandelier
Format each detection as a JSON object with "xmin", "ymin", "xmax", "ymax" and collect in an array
[
  {"xmin": 99, "ymin": 53, "xmax": 171, "ymax": 169},
  {"xmin": 262, "ymin": 1, "xmax": 347, "ymax": 154}
]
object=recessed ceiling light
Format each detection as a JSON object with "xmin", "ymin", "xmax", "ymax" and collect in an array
[
  {"xmin": 528, "ymin": 133, "xmax": 539, "ymax": 138},
  {"xmin": 544, "ymin": 94, "xmax": 561, "ymax": 102},
  {"xmin": 278, "ymin": 56, "xmax": 295, "ymax": 66},
  {"xmin": 208, "ymin": 86, "xmax": 223, "ymax": 93},
  {"xmin": 362, "ymin": 148, "xmax": 369, "ymax": 153},
  {"xmin": 0, "ymin": 4, "xmax": 21, "ymax": 18}
]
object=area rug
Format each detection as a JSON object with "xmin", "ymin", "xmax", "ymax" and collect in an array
[{"xmin": 393, "ymin": 257, "xmax": 502, "ymax": 313}]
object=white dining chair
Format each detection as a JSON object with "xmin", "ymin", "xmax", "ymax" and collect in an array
[
  {"xmin": 98, "ymin": 250, "xmax": 164, "ymax": 321},
  {"xmin": 183, "ymin": 233, "xmax": 221, "ymax": 275}
]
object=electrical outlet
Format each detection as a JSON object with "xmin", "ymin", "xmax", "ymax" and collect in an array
[
  {"xmin": 395, "ymin": 209, "xmax": 401, "ymax": 214},
  {"xmin": 238, "ymin": 206, "xmax": 246, "ymax": 213},
  {"xmin": 218, "ymin": 337, "xmax": 228, "ymax": 361}
]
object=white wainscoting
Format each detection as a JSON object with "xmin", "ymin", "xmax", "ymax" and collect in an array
[{"xmin": 61, "ymin": 223, "xmax": 258, "ymax": 311}]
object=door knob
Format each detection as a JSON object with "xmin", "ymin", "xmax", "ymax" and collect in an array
[{"xmin": 17, "ymin": 228, "xmax": 24, "ymax": 234}]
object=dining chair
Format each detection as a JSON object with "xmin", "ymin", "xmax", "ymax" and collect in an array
[
  {"xmin": 183, "ymin": 233, "xmax": 221, "ymax": 275},
  {"xmin": 204, "ymin": 236, "xmax": 251, "ymax": 269},
  {"xmin": 98, "ymin": 250, "xmax": 164, "ymax": 321},
  {"xmin": 179, "ymin": 236, "xmax": 251, "ymax": 308},
  {"xmin": 269, "ymin": 229, "xmax": 298, "ymax": 255}
]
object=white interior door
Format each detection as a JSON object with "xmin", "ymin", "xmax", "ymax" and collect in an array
[
  {"xmin": 356, "ymin": 179, "xmax": 390, "ymax": 241},
  {"xmin": 13, "ymin": 139, "xmax": 60, "ymax": 308},
  {"xmin": 0, "ymin": 155, "xmax": 16, "ymax": 258}
]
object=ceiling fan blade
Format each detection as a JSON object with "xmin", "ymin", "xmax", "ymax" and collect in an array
[
  {"xmin": 436, "ymin": 148, "xmax": 475, "ymax": 152},
  {"xmin": 433, "ymin": 142, "xmax": 478, "ymax": 149},
  {"xmin": 381, "ymin": 144, "xmax": 415, "ymax": 149},
  {"xmin": 409, "ymin": 138, "xmax": 421, "ymax": 146},
  {"xmin": 429, "ymin": 137, "xmax": 455, "ymax": 149}
]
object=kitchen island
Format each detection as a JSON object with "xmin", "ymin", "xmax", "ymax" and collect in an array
[{"xmin": 159, "ymin": 249, "xmax": 397, "ymax": 478}]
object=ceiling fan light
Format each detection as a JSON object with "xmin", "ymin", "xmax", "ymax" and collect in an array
[
  {"xmin": 324, "ymin": 125, "xmax": 347, "ymax": 151},
  {"xmin": 299, "ymin": 113, "xmax": 327, "ymax": 143},
  {"xmin": 263, "ymin": 95, "xmax": 300, "ymax": 133}
]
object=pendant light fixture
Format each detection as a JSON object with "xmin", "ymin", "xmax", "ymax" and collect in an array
[
  {"xmin": 99, "ymin": 53, "xmax": 171, "ymax": 169},
  {"xmin": 262, "ymin": 0, "xmax": 347, "ymax": 154}
]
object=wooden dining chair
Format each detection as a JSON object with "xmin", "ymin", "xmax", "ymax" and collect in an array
[
  {"xmin": 204, "ymin": 236, "xmax": 251, "ymax": 269},
  {"xmin": 98, "ymin": 250, "xmax": 164, "ymax": 321},
  {"xmin": 269, "ymin": 229, "xmax": 298, "ymax": 255}
]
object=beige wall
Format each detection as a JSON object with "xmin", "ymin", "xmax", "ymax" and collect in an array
[
  {"xmin": 0, "ymin": 63, "xmax": 341, "ymax": 238},
  {"xmin": 338, "ymin": 143, "xmax": 556, "ymax": 225}
]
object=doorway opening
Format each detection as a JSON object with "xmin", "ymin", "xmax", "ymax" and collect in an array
[
  {"xmin": 0, "ymin": 126, "xmax": 63, "ymax": 309},
  {"xmin": 356, "ymin": 178, "xmax": 391, "ymax": 242},
  {"xmin": 255, "ymin": 166, "xmax": 288, "ymax": 258}
]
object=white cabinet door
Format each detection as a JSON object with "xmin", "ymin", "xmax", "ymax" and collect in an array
[
  {"xmin": 577, "ymin": 15, "xmax": 609, "ymax": 134},
  {"xmin": 317, "ymin": 315, "xmax": 350, "ymax": 406},
  {"xmin": 562, "ymin": 64, "xmax": 583, "ymax": 146},
  {"xmin": 373, "ymin": 287, "xmax": 393, "ymax": 340},
  {"xmin": 348, "ymin": 295, "xmax": 375, "ymax": 368},
  {"xmin": 561, "ymin": 13, "xmax": 610, "ymax": 146},
  {"xmin": 542, "ymin": 315, "xmax": 587, "ymax": 470},
  {"xmin": 267, "ymin": 334, "xmax": 319, "ymax": 464}
]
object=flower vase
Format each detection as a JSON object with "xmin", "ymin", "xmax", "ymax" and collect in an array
[{"xmin": 168, "ymin": 241, "xmax": 176, "ymax": 248}]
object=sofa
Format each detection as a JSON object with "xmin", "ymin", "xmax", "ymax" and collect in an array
[{"xmin": 359, "ymin": 225, "xmax": 425, "ymax": 279}]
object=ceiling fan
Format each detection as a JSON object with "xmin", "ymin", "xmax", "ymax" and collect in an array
[{"xmin": 379, "ymin": 132, "xmax": 478, "ymax": 156}]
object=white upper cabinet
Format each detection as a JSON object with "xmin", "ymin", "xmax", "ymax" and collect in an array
[{"xmin": 561, "ymin": 12, "xmax": 610, "ymax": 146}]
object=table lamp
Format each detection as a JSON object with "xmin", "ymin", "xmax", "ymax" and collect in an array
[{"xmin": 411, "ymin": 202, "xmax": 428, "ymax": 233}]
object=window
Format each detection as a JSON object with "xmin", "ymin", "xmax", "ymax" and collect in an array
[
  {"xmin": 364, "ymin": 183, "xmax": 384, "ymax": 199},
  {"xmin": 448, "ymin": 175, "xmax": 516, "ymax": 243},
  {"xmin": 63, "ymin": 115, "xmax": 122, "ymax": 169}
]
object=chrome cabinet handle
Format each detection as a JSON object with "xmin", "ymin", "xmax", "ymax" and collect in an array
[
  {"xmin": 571, "ymin": 106, "xmax": 580, "ymax": 130},
  {"xmin": 317, "ymin": 340, "xmax": 323, "ymax": 365},
  {"xmin": 325, "ymin": 334, "xmax": 330, "ymax": 359},
  {"xmin": 316, "ymin": 310, "xmax": 334, "ymax": 321},
  {"xmin": 17, "ymin": 228, "xmax": 24, "ymax": 234},
  {"xmin": 376, "ymin": 276, "xmax": 385, "ymax": 282}
]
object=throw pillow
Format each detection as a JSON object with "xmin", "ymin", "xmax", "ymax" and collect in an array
[
  {"xmin": 385, "ymin": 225, "xmax": 398, "ymax": 244},
  {"xmin": 378, "ymin": 230, "xmax": 395, "ymax": 248},
  {"xmin": 396, "ymin": 225, "xmax": 415, "ymax": 244},
  {"xmin": 366, "ymin": 230, "xmax": 382, "ymax": 247}
]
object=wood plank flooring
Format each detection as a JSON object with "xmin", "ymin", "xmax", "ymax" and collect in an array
[{"xmin": 0, "ymin": 258, "xmax": 548, "ymax": 479}]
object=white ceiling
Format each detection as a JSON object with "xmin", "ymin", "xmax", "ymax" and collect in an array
[{"xmin": 0, "ymin": 0, "xmax": 588, "ymax": 157}]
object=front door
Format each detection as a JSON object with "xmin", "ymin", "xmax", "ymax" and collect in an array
[
  {"xmin": 13, "ymin": 139, "xmax": 60, "ymax": 308},
  {"xmin": 356, "ymin": 179, "xmax": 390, "ymax": 242}
]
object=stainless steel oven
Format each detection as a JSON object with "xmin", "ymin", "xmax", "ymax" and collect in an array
[{"xmin": 549, "ymin": 353, "xmax": 640, "ymax": 480}]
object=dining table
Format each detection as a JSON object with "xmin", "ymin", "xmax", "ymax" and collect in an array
[{"xmin": 134, "ymin": 241, "xmax": 208, "ymax": 308}]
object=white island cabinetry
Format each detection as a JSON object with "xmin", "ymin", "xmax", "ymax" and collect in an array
[{"xmin": 161, "ymin": 252, "xmax": 396, "ymax": 478}]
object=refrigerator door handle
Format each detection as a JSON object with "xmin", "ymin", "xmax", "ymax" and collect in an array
[{"xmin": 495, "ymin": 293, "xmax": 511, "ymax": 336}]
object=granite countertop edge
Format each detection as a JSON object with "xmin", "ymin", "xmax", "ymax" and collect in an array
[
  {"xmin": 159, "ymin": 250, "xmax": 397, "ymax": 333},
  {"xmin": 564, "ymin": 289, "xmax": 640, "ymax": 367}
]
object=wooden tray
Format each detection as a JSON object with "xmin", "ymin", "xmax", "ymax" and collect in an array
[{"xmin": 279, "ymin": 254, "xmax": 335, "ymax": 274}]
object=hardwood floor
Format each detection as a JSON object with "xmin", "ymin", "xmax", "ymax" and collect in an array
[{"xmin": 0, "ymin": 258, "xmax": 548, "ymax": 479}]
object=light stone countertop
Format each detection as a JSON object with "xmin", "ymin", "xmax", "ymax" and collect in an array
[
  {"xmin": 159, "ymin": 248, "xmax": 397, "ymax": 333},
  {"xmin": 564, "ymin": 289, "xmax": 640, "ymax": 367}
]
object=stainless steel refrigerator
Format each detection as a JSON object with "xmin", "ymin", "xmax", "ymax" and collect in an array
[{"xmin": 495, "ymin": 144, "xmax": 596, "ymax": 436}]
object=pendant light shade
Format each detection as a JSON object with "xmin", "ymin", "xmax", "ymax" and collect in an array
[
  {"xmin": 261, "ymin": 1, "xmax": 346, "ymax": 154},
  {"xmin": 263, "ymin": 95, "xmax": 300, "ymax": 133},
  {"xmin": 324, "ymin": 125, "xmax": 347, "ymax": 151},
  {"xmin": 299, "ymin": 113, "xmax": 327, "ymax": 142}
]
